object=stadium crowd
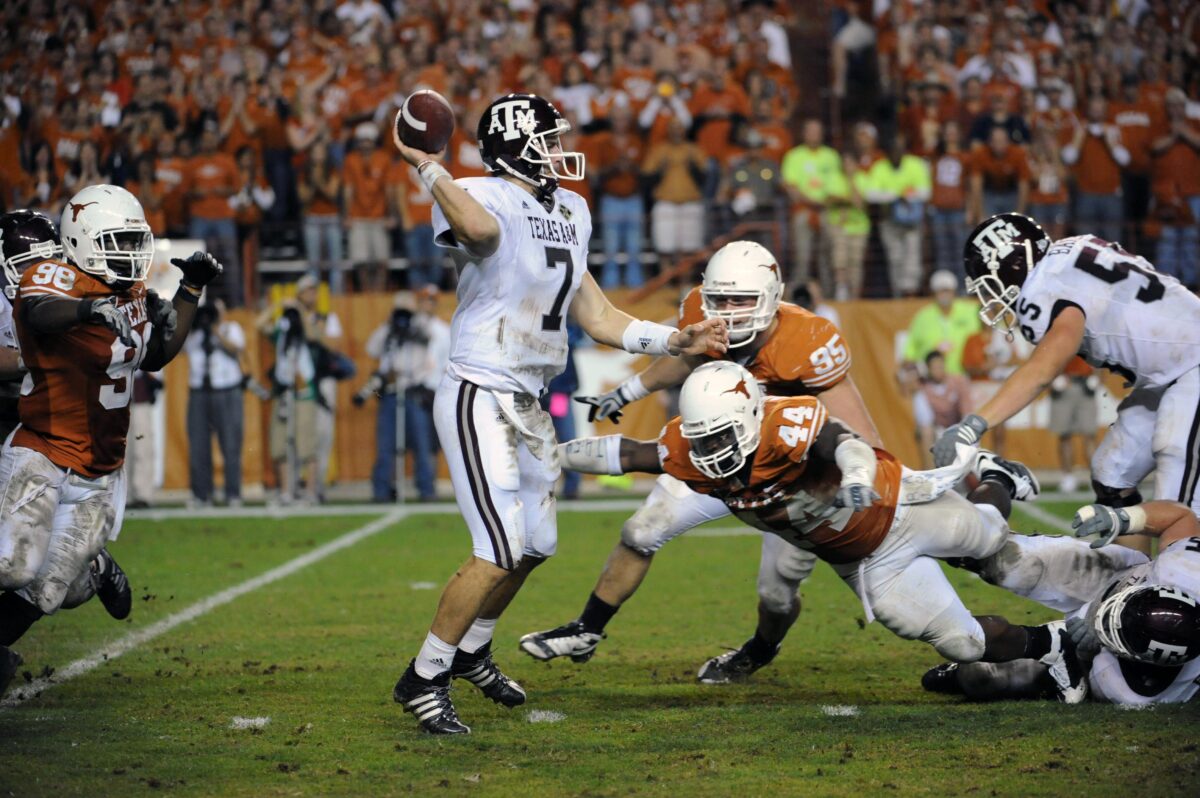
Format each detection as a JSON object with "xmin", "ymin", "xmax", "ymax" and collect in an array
[{"xmin": 0, "ymin": 0, "xmax": 1196, "ymax": 307}]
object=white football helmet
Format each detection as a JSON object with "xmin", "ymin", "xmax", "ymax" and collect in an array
[
  {"xmin": 679, "ymin": 361, "xmax": 765, "ymax": 479},
  {"xmin": 60, "ymin": 184, "xmax": 154, "ymax": 284},
  {"xmin": 700, "ymin": 240, "xmax": 784, "ymax": 348}
]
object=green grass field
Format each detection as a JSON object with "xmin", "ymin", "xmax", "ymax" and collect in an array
[{"xmin": 1, "ymin": 501, "xmax": 1197, "ymax": 797}]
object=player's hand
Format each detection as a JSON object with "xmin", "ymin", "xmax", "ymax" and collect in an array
[
  {"xmin": 146, "ymin": 290, "xmax": 177, "ymax": 341},
  {"xmin": 1065, "ymin": 613, "xmax": 1101, "ymax": 660},
  {"xmin": 932, "ymin": 413, "xmax": 988, "ymax": 467},
  {"xmin": 171, "ymin": 251, "xmax": 223, "ymax": 289},
  {"xmin": 833, "ymin": 482, "xmax": 880, "ymax": 513},
  {"xmin": 668, "ymin": 318, "xmax": 728, "ymax": 356},
  {"xmin": 84, "ymin": 297, "xmax": 135, "ymax": 348},
  {"xmin": 392, "ymin": 120, "xmax": 443, "ymax": 168},
  {"xmin": 1071, "ymin": 504, "xmax": 1131, "ymax": 548},
  {"xmin": 574, "ymin": 381, "xmax": 641, "ymax": 423}
]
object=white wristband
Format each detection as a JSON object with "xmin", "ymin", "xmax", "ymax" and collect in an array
[
  {"xmin": 834, "ymin": 437, "xmax": 876, "ymax": 487},
  {"xmin": 417, "ymin": 161, "xmax": 451, "ymax": 193},
  {"xmin": 558, "ymin": 435, "xmax": 624, "ymax": 475},
  {"xmin": 617, "ymin": 374, "xmax": 650, "ymax": 403},
  {"xmin": 1124, "ymin": 505, "xmax": 1147, "ymax": 535},
  {"xmin": 621, "ymin": 319, "xmax": 675, "ymax": 356}
]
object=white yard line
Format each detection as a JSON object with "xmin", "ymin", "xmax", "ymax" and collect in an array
[
  {"xmin": 1, "ymin": 509, "xmax": 406, "ymax": 708},
  {"xmin": 127, "ymin": 498, "xmax": 651, "ymax": 522}
]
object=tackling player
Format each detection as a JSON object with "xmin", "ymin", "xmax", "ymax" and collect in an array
[
  {"xmin": 388, "ymin": 93, "xmax": 727, "ymax": 735},
  {"xmin": 0, "ymin": 187, "xmax": 222, "ymax": 697},
  {"xmin": 933, "ymin": 214, "xmax": 1200, "ymax": 519},
  {"xmin": 521, "ymin": 240, "xmax": 884, "ymax": 683},
  {"xmin": 561, "ymin": 363, "xmax": 1084, "ymax": 696},
  {"xmin": 924, "ymin": 500, "xmax": 1200, "ymax": 705}
]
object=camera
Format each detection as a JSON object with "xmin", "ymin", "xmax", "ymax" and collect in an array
[{"xmin": 352, "ymin": 372, "xmax": 386, "ymax": 407}]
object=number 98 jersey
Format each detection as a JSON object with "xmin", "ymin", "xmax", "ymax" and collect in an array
[
  {"xmin": 432, "ymin": 177, "xmax": 592, "ymax": 396},
  {"xmin": 1016, "ymin": 235, "xmax": 1200, "ymax": 389},
  {"xmin": 12, "ymin": 258, "xmax": 149, "ymax": 476}
]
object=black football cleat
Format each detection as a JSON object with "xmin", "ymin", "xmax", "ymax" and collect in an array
[
  {"xmin": 519, "ymin": 619, "xmax": 604, "ymax": 663},
  {"xmin": 393, "ymin": 660, "xmax": 470, "ymax": 735},
  {"xmin": 921, "ymin": 662, "xmax": 965, "ymax": 695},
  {"xmin": 94, "ymin": 550, "xmax": 132, "ymax": 621},
  {"xmin": 697, "ymin": 640, "xmax": 780, "ymax": 684},
  {"xmin": 0, "ymin": 645, "xmax": 22, "ymax": 698},
  {"xmin": 452, "ymin": 644, "xmax": 527, "ymax": 708}
]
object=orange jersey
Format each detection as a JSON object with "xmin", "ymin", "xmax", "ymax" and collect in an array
[
  {"xmin": 679, "ymin": 287, "xmax": 851, "ymax": 393},
  {"xmin": 12, "ymin": 259, "xmax": 151, "ymax": 476},
  {"xmin": 658, "ymin": 396, "xmax": 901, "ymax": 563}
]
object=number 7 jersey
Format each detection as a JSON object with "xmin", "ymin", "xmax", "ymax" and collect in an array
[
  {"xmin": 12, "ymin": 258, "xmax": 150, "ymax": 476},
  {"xmin": 432, "ymin": 177, "xmax": 592, "ymax": 396},
  {"xmin": 1015, "ymin": 235, "xmax": 1200, "ymax": 389}
]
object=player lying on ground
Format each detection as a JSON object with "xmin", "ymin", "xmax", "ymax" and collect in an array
[
  {"xmin": 935, "ymin": 213, "xmax": 1200, "ymax": 519},
  {"xmin": 521, "ymin": 240, "xmax": 882, "ymax": 684},
  {"xmin": 559, "ymin": 362, "xmax": 1089, "ymax": 699},
  {"xmin": 923, "ymin": 500, "xmax": 1200, "ymax": 705},
  {"xmin": 0, "ymin": 187, "xmax": 222, "ymax": 699},
  {"xmin": 389, "ymin": 93, "xmax": 728, "ymax": 735}
]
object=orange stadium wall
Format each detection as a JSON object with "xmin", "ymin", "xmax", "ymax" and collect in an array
[{"xmin": 158, "ymin": 292, "xmax": 1117, "ymax": 492}]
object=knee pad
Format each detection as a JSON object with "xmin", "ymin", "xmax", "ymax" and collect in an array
[
  {"xmin": 620, "ymin": 515, "xmax": 667, "ymax": 556},
  {"xmin": 0, "ymin": 559, "xmax": 39, "ymax": 592},
  {"xmin": 1092, "ymin": 480, "xmax": 1143, "ymax": 508},
  {"xmin": 926, "ymin": 607, "xmax": 985, "ymax": 663}
]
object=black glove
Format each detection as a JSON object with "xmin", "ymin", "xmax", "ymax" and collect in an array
[
  {"xmin": 146, "ymin": 290, "xmax": 177, "ymax": 340},
  {"xmin": 80, "ymin": 297, "xmax": 134, "ymax": 347},
  {"xmin": 171, "ymin": 251, "xmax": 223, "ymax": 289},
  {"xmin": 575, "ymin": 394, "xmax": 624, "ymax": 424}
]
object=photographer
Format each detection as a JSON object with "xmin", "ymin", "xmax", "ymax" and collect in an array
[
  {"xmin": 184, "ymin": 299, "xmax": 247, "ymax": 508},
  {"xmin": 258, "ymin": 303, "xmax": 321, "ymax": 505},
  {"xmin": 359, "ymin": 293, "xmax": 439, "ymax": 502}
]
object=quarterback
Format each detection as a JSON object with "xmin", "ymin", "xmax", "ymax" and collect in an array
[
  {"xmin": 934, "ymin": 213, "xmax": 1200, "ymax": 518},
  {"xmin": 561, "ymin": 363, "xmax": 1084, "ymax": 695},
  {"xmin": 389, "ymin": 93, "xmax": 727, "ymax": 735},
  {"xmin": 0, "ymin": 186, "xmax": 221, "ymax": 695},
  {"xmin": 522, "ymin": 240, "xmax": 882, "ymax": 683}
]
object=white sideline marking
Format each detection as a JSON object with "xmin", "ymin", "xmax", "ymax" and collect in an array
[
  {"xmin": 527, "ymin": 709, "xmax": 566, "ymax": 723},
  {"xmin": 230, "ymin": 716, "xmax": 271, "ymax": 730},
  {"xmin": 821, "ymin": 705, "xmax": 859, "ymax": 717},
  {"xmin": 687, "ymin": 527, "xmax": 758, "ymax": 538},
  {"xmin": 126, "ymin": 498, "xmax": 650, "ymax": 522},
  {"xmin": 1, "ymin": 510, "xmax": 406, "ymax": 709},
  {"xmin": 1012, "ymin": 503, "xmax": 1074, "ymax": 535},
  {"xmin": 409, "ymin": 581, "xmax": 439, "ymax": 590}
]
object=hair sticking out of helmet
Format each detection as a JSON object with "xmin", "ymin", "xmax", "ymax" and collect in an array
[
  {"xmin": 700, "ymin": 241, "xmax": 784, "ymax": 348},
  {"xmin": 963, "ymin": 213, "xmax": 1050, "ymax": 330},
  {"xmin": 476, "ymin": 94, "xmax": 585, "ymax": 202},
  {"xmin": 678, "ymin": 361, "xmax": 765, "ymax": 479},
  {"xmin": 0, "ymin": 210, "xmax": 63, "ymax": 299},
  {"xmin": 1094, "ymin": 583, "xmax": 1200, "ymax": 666},
  {"xmin": 60, "ymin": 184, "xmax": 154, "ymax": 285}
]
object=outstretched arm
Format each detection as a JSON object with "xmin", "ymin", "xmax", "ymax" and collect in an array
[
  {"xmin": 1073, "ymin": 500, "xmax": 1200, "ymax": 549},
  {"xmin": 816, "ymin": 376, "xmax": 882, "ymax": 447},
  {"xmin": 576, "ymin": 354, "xmax": 703, "ymax": 423},
  {"xmin": 141, "ymin": 253, "xmax": 223, "ymax": 371},
  {"xmin": 558, "ymin": 435, "xmax": 663, "ymax": 476}
]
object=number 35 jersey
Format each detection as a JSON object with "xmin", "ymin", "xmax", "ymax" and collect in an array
[
  {"xmin": 432, "ymin": 177, "xmax": 592, "ymax": 396},
  {"xmin": 12, "ymin": 258, "xmax": 150, "ymax": 476},
  {"xmin": 657, "ymin": 396, "xmax": 902, "ymax": 563},
  {"xmin": 1016, "ymin": 235, "xmax": 1200, "ymax": 390},
  {"xmin": 679, "ymin": 290, "xmax": 852, "ymax": 394}
]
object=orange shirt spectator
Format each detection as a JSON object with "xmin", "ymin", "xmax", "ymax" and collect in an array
[
  {"xmin": 689, "ymin": 76, "xmax": 751, "ymax": 164},
  {"xmin": 971, "ymin": 141, "xmax": 1031, "ymax": 194},
  {"xmin": 1063, "ymin": 99, "xmax": 1131, "ymax": 196},
  {"xmin": 446, "ymin": 128, "xmax": 487, "ymax": 180},
  {"xmin": 592, "ymin": 128, "xmax": 644, "ymax": 198},
  {"xmin": 343, "ymin": 146, "xmax": 391, "ymax": 220},
  {"xmin": 754, "ymin": 119, "xmax": 794, "ymax": 164},
  {"xmin": 128, "ymin": 177, "xmax": 168, "ymax": 235},
  {"xmin": 186, "ymin": 139, "xmax": 238, "ymax": 221},
  {"xmin": 1111, "ymin": 94, "xmax": 1161, "ymax": 176},
  {"xmin": 931, "ymin": 149, "xmax": 970, "ymax": 210},
  {"xmin": 392, "ymin": 161, "xmax": 434, "ymax": 228}
]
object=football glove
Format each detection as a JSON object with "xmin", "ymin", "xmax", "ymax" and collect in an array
[
  {"xmin": 932, "ymin": 413, "xmax": 988, "ymax": 467},
  {"xmin": 833, "ymin": 482, "xmax": 880, "ymax": 513},
  {"xmin": 575, "ymin": 387, "xmax": 631, "ymax": 424},
  {"xmin": 1065, "ymin": 612, "xmax": 1101, "ymax": 660},
  {"xmin": 146, "ymin": 290, "xmax": 177, "ymax": 341},
  {"xmin": 82, "ymin": 297, "xmax": 135, "ymax": 348},
  {"xmin": 1071, "ymin": 504, "xmax": 1132, "ymax": 549},
  {"xmin": 171, "ymin": 251, "xmax": 223, "ymax": 289}
]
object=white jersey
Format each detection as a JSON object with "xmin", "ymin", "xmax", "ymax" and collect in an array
[
  {"xmin": 1015, "ymin": 235, "xmax": 1200, "ymax": 389},
  {"xmin": 1078, "ymin": 537, "xmax": 1200, "ymax": 705},
  {"xmin": 0, "ymin": 293, "xmax": 15, "ymax": 350},
  {"xmin": 433, "ymin": 177, "xmax": 591, "ymax": 396}
]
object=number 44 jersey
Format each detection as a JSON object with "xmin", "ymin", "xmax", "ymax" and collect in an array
[
  {"xmin": 432, "ymin": 177, "xmax": 592, "ymax": 397},
  {"xmin": 12, "ymin": 258, "xmax": 150, "ymax": 476},
  {"xmin": 1015, "ymin": 235, "xmax": 1200, "ymax": 390}
]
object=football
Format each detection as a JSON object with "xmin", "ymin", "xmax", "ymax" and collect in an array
[{"xmin": 394, "ymin": 89, "xmax": 455, "ymax": 154}]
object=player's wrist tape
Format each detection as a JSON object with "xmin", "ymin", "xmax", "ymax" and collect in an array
[
  {"xmin": 417, "ymin": 160, "xmax": 451, "ymax": 193},
  {"xmin": 1122, "ymin": 505, "xmax": 1147, "ymax": 535},
  {"xmin": 616, "ymin": 375, "xmax": 650, "ymax": 404},
  {"xmin": 834, "ymin": 437, "xmax": 876, "ymax": 488},
  {"xmin": 558, "ymin": 435, "xmax": 624, "ymax": 475},
  {"xmin": 621, "ymin": 320, "xmax": 675, "ymax": 356},
  {"xmin": 174, "ymin": 285, "xmax": 201, "ymax": 304}
]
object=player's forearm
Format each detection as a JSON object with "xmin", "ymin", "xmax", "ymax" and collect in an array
[
  {"xmin": 22, "ymin": 295, "xmax": 89, "ymax": 333},
  {"xmin": 818, "ymin": 377, "xmax": 882, "ymax": 447},
  {"xmin": 1138, "ymin": 501, "xmax": 1200, "ymax": 547},
  {"xmin": 143, "ymin": 288, "xmax": 201, "ymax": 370},
  {"xmin": 429, "ymin": 176, "xmax": 500, "ymax": 257},
  {"xmin": 976, "ymin": 359, "xmax": 1057, "ymax": 427},
  {"xmin": 639, "ymin": 352, "xmax": 696, "ymax": 392}
]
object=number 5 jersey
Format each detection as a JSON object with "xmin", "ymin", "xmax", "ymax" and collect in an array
[
  {"xmin": 1015, "ymin": 235, "xmax": 1200, "ymax": 390},
  {"xmin": 12, "ymin": 258, "xmax": 149, "ymax": 476}
]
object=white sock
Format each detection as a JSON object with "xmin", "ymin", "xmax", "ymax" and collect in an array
[
  {"xmin": 458, "ymin": 618, "xmax": 497, "ymax": 655},
  {"xmin": 414, "ymin": 632, "xmax": 457, "ymax": 679}
]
